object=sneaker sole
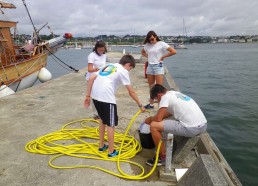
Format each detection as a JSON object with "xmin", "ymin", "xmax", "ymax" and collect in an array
[
  {"xmin": 146, "ymin": 161, "xmax": 165, "ymax": 167},
  {"xmin": 108, "ymin": 151, "xmax": 119, "ymax": 158},
  {"xmin": 98, "ymin": 145, "xmax": 108, "ymax": 152}
]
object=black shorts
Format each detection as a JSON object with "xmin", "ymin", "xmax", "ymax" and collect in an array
[{"xmin": 92, "ymin": 99, "xmax": 118, "ymax": 127}]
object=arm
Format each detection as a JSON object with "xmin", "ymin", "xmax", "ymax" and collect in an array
[
  {"xmin": 126, "ymin": 85, "xmax": 145, "ymax": 112},
  {"xmin": 141, "ymin": 48, "xmax": 148, "ymax": 58},
  {"xmin": 87, "ymin": 63, "xmax": 99, "ymax": 73},
  {"xmin": 145, "ymin": 107, "xmax": 172, "ymax": 124},
  {"xmin": 160, "ymin": 47, "xmax": 177, "ymax": 61},
  {"xmin": 84, "ymin": 74, "xmax": 97, "ymax": 108}
]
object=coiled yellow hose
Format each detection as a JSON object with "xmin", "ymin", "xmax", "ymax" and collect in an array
[{"xmin": 25, "ymin": 110, "xmax": 162, "ymax": 180}]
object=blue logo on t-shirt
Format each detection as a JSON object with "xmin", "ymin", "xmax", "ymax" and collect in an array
[
  {"xmin": 99, "ymin": 64, "xmax": 116, "ymax": 76},
  {"xmin": 175, "ymin": 92, "xmax": 191, "ymax": 101}
]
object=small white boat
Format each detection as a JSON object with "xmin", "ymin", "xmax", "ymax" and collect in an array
[
  {"xmin": 131, "ymin": 45, "xmax": 139, "ymax": 48},
  {"xmin": 174, "ymin": 43, "xmax": 187, "ymax": 49},
  {"xmin": 174, "ymin": 18, "xmax": 188, "ymax": 49}
]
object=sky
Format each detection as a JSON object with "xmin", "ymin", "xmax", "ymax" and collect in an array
[{"xmin": 1, "ymin": 0, "xmax": 258, "ymax": 37}]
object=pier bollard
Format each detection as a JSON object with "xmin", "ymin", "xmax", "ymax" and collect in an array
[
  {"xmin": 159, "ymin": 133, "xmax": 177, "ymax": 182},
  {"xmin": 165, "ymin": 133, "xmax": 174, "ymax": 173}
]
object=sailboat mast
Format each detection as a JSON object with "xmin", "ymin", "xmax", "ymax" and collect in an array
[
  {"xmin": 22, "ymin": 0, "xmax": 40, "ymax": 44},
  {"xmin": 183, "ymin": 18, "xmax": 187, "ymax": 38},
  {"xmin": 133, "ymin": 29, "xmax": 135, "ymax": 45}
]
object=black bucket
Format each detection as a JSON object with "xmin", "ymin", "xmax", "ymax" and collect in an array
[{"xmin": 138, "ymin": 130, "xmax": 155, "ymax": 149}]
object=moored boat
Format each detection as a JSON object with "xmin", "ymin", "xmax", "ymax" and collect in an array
[
  {"xmin": 0, "ymin": 1, "xmax": 72, "ymax": 98},
  {"xmin": 174, "ymin": 43, "xmax": 188, "ymax": 49},
  {"xmin": 174, "ymin": 18, "xmax": 188, "ymax": 49}
]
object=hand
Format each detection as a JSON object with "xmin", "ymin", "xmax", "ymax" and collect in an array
[
  {"xmin": 144, "ymin": 116, "xmax": 152, "ymax": 125},
  {"xmin": 94, "ymin": 68, "xmax": 99, "ymax": 72},
  {"xmin": 140, "ymin": 106, "xmax": 146, "ymax": 112},
  {"xmin": 84, "ymin": 97, "xmax": 90, "ymax": 108}
]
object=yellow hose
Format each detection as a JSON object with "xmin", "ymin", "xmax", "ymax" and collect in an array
[{"xmin": 25, "ymin": 110, "xmax": 162, "ymax": 180}]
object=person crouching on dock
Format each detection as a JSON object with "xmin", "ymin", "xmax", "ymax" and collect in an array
[{"xmin": 144, "ymin": 84, "xmax": 207, "ymax": 166}]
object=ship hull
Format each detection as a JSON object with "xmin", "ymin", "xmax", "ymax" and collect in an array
[{"xmin": 0, "ymin": 52, "xmax": 48, "ymax": 92}]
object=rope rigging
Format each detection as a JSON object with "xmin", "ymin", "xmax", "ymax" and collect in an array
[
  {"xmin": 0, "ymin": 0, "xmax": 79, "ymax": 93},
  {"xmin": 21, "ymin": 0, "xmax": 79, "ymax": 72},
  {"xmin": 47, "ymin": 48, "xmax": 79, "ymax": 72}
]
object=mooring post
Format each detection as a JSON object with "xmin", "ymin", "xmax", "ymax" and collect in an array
[
  {"xmin": 165, "ymin": 133, "xmax": 174, "ymax": 173},
  {"xmin": 159, "ymin": 133, "xmax": 177, "ymax": 181}
]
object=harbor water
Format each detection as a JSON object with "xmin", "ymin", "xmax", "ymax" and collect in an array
[{"xmin": 46, "ymin": 43, "xmax": 258, "ymax": 186}]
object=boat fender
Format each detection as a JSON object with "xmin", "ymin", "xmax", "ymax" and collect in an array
[
  {"xmin": 38, "ymin": 67, "xmax": 52, "ymax": 83},
  {"xmin": 0, "ymin": 85, "xmax": 15, "ymax": 98}
]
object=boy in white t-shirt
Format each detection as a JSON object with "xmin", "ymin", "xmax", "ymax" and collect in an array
[
  {"xmin": 144, "ymin": 84, "xmax": 207, "ymax": 166},
  {"xmin": 84, "ymin": 55, "xmax": 145, "ymax": 158}
]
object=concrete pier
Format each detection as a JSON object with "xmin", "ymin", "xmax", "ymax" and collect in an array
[
  {"xmin": 0, "ymin": 51, "xmax": 241, "ymax": 186},
  {"xmin": 0, "ymin": 52, "xmax": 177, "ymax": 186}
]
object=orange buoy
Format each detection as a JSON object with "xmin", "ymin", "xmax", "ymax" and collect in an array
[{"xmin": 64, "ymin": 33, "xmax": 73, "ymax": 39}]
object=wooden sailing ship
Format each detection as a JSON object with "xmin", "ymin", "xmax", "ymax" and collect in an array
[{"xmin": 0, "ymin": 1, "xmax": 71, "ymax": 97}]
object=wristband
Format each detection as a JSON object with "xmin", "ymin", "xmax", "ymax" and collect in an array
[{"xmin": 138, "ymin": 104, "xmax": 142, "ymax": 108}]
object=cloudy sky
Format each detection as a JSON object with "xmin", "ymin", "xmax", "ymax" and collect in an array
[{"xmin": 1, "ymin": 0, "xmax": 258, "ymax": 37}]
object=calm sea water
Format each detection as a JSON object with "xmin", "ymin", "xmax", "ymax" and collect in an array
[{"xmin": 46, "ymin": 43, "xmax": 258, "ymax": 186}]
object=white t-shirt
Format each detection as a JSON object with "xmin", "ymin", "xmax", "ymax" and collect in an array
[
  {"xmin": 159, "ymin": 91, "xmax": 207, "ymax": 127},
  {"xmin": 144, "ymin": 41, "xmax": 169, "ymax": 64},
  {"xmin": 86, "ymin": 52, "xmax": 106, "ymax": 80},
  {"xmin": 91, "ymin": 63, "xmax": 130, "ymax": 104}
]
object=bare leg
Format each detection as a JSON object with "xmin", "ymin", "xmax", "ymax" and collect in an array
[
  {"xmin": 150, "ymin": 120, "xmax": 166, "ymax": 156},
  {"xmin": 149, "ymin": 74, "xmax": 164, "ymax": 104},
  {"xmin": 107, "ymin": 126, "xmax": 115, "ymax": 153},
  {"xmin": 99, "ymin": 121, "xmax": 106, "ymax": 148},
  {"xmin": 147, "ymin": 74, "xmax": 156, "ymax": 105},
  {"xmin": 155, "ymin": 74, "xmax": 164, "ymax": 85},
  {"xmin": 147, "ymin": 74, "xmax": 155, "ymax": 87}
]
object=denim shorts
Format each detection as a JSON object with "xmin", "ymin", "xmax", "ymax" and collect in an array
[
  {"xmin": 163, "ymin": 119, "xmax": 207, "ymax": 137},
  {"xmin": 146, "ymin": 63, "xmax": 164, "ymax": 75}
]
